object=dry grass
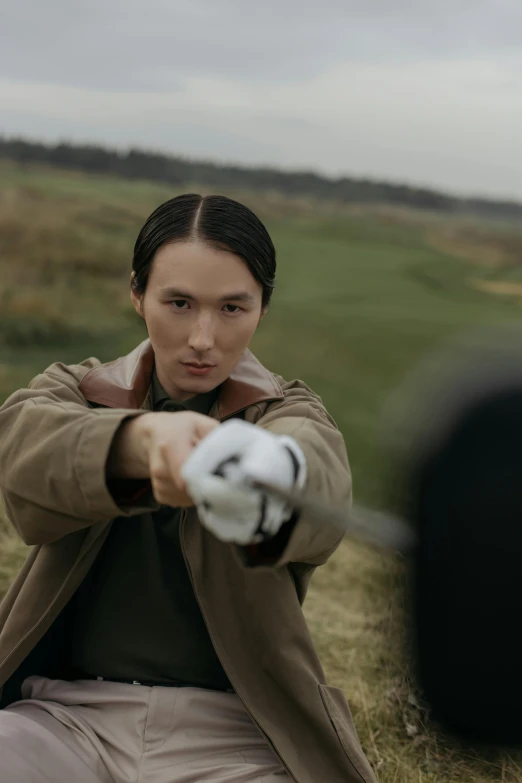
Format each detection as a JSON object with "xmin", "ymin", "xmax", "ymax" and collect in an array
[
  {"xmin": 304, "ymin": 541, "xmax": 522, "ymax": 782},
  {"xmin": 0, "ymin": 183, "xmax": 146, "ymax": 346},
  {"xmin": 469, "ymin": 278, "xmax": 522, "ymax": 304}
]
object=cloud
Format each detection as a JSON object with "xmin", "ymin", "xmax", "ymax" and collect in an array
[
  {"xmin": 2, "ymin": 0, "xmax": 522, "ymax": 90},
  {"xmin": 1, "ymin": 0, "xmax": 522, "ymax": 198}
]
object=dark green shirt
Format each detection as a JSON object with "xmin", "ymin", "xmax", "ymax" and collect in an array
[{"xmin": 67, "ymin": 373, "xmax": 231, "ymax": 690}]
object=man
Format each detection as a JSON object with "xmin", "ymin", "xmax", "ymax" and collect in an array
[{"xmin": 0, "ymin": 194, "xmax": 377, "ymax": 782}]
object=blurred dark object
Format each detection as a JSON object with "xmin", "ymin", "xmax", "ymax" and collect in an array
[
  {"xmin": 385, "ymin": 329, "xmax": 522, "ymax": 745},
  {"xmin": 413, "ymin": 387, "xmax": 522, "ymax": 744}
]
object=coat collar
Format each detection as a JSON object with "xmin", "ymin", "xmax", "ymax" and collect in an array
[{"xmin": 78, "ymin": 339, "xmax": 284, "ymax": 419}]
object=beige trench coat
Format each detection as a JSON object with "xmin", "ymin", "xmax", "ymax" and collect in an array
[{"xmin": 0, "ymin": 339, "xmax": 377, "ymax": 783}]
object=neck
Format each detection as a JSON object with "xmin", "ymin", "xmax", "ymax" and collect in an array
[{"xmin": 155, "ymin": 367, "xmax": 191, "ymax": 403}]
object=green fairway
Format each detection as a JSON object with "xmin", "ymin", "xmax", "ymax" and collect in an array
[{"xmin": 1, "ymin": 159, "xmax": 522, "ymax": 782}]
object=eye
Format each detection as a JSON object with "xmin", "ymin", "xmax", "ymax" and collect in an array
[
  {"xmin": 172, "ymin": 299, "xmax": 190, "ymax": 310},
  {"xmin": 223, "ymin": 304, "xmax": 242, "ymax": 314}
]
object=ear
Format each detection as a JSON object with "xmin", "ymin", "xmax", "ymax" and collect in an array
[
  {"xmin": 130, "ymin": 272, "xmax": 145, "ymax": 319},
  {"xmin": 258, "ymin": 305, "xmax": 269, "ymax": 324}
]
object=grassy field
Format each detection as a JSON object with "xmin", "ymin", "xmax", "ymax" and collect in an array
[{"xmin": 1, "ymin": 159, "xmax": 522, "ymax": 781}]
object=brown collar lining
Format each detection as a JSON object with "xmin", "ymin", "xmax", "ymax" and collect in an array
[{"xmin": 78, "ymin": 339, "xmax": 284, "ymax": 419}]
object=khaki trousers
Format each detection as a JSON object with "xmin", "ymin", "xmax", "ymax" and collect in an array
[{"xmin": 0, "ymin": 676, "xmax": 290, "ymax": 782}]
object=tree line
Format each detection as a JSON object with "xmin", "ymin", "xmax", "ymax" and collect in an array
[{"xmin": 1, "ymin": 136, "xmax": 521, "ymax": 220}]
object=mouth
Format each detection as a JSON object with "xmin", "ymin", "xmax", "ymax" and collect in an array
[{"xmin": 182, "ymin": 362, "xmax": 216, "ymax": 376}]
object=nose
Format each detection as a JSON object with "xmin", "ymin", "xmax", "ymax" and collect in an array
[{"xmin": 188, "ymin": 313, "xmax": 215, "ymax": 354}]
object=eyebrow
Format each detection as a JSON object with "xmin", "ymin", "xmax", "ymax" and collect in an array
[{"xmin": 159, "ymin": 287, "xmax": 257, "ymax": 304}]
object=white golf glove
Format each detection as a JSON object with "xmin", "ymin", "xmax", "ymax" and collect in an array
[{"xmin": 181, "ymin": 419, "xmax": 307, "ymax": 546}]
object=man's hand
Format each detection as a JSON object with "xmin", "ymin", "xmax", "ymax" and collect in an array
[
  {"xmin": 107, "ymin": 411, "xmax": 219, "ymax": 507},
  {"xmin": 181, "ymin": 419, "xmax": 307, "ymax": 545}
]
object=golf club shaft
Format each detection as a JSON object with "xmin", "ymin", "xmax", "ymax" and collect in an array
[{"xmin": 251, "ymin": 479, "xmax": 416, "ymax": 554}]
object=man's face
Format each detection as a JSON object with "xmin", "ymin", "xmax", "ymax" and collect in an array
[{"xmin": 131, "ymin": 241, "xmax": 265, "ymax": 401}]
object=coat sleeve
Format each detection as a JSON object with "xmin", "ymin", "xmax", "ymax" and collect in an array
[
  {"xmin": 239, "ymin": 380, "xmax": 352, "ymax": 568},
  {"xmin": 0, "ymin": 363, "xmax": 156, "ymax": 546}
]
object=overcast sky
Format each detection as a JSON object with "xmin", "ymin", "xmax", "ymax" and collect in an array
[{"xmin": 2, "ymin": 0, "xmax": 522, "ymax": 199}]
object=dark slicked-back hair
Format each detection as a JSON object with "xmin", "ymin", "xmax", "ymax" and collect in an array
[{"xmin": 132, "ymin": 194, "xmax": 276, "ymax": 309}]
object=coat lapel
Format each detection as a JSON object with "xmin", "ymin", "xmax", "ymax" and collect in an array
[{"xmin": 78, "ymin": 339, "xmax": 284, "ymax": 417}]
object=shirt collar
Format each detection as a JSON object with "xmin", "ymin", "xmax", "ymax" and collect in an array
[{"xmin": 152, "ymin": 369, "xmax": 220, "ymax": 415}]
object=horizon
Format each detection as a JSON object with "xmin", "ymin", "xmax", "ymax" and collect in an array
[{"xmin": 3, "ymin": 133, "xmax": 521, "ymax": 208}]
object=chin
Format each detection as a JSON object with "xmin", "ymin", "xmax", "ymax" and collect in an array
[
  {"xmin": 179, "ymin": 377, "xmax": 219, "ymax": 395},
  {"xmin": 183, "ymin": 381, "xmax": 212, "ymax": 393}
]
